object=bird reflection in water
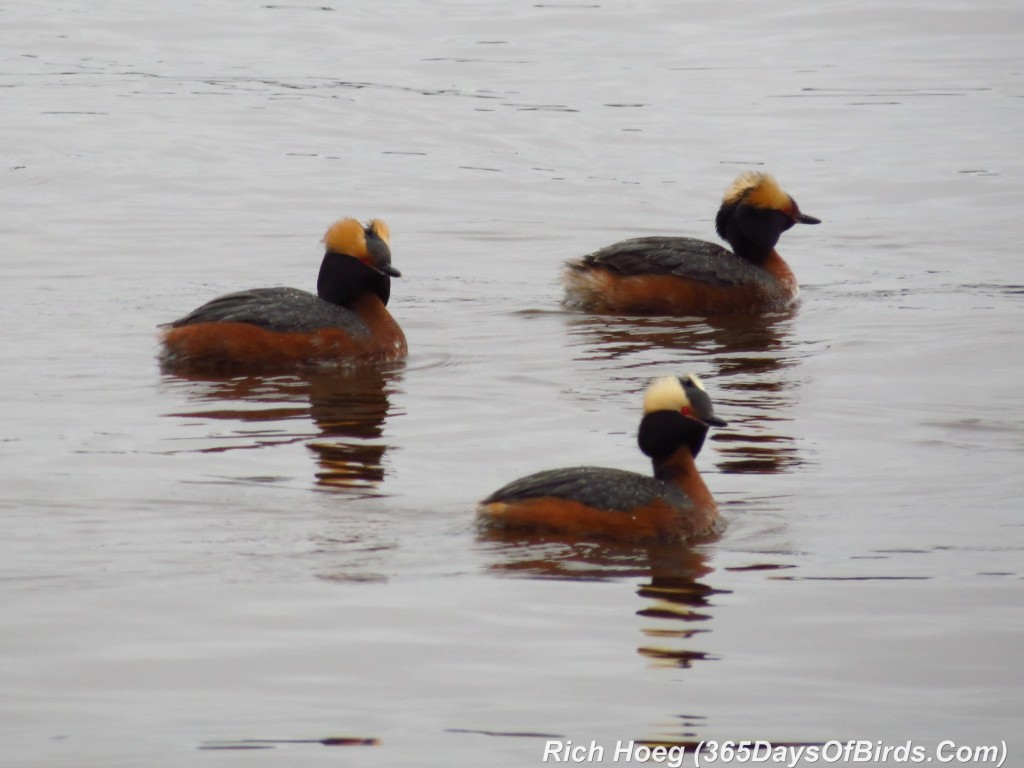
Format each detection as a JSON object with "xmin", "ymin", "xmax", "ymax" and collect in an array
[
  {"xmin": 636, "ymin": 544, "xmax": 727, "ymax": 669},
  {"xmin": 478, "ymin": 530, "xmax": 734, "ymax": 753},
  {"xmin": 479, "ymin": 529, "xmax": 726, "ymax": 671},
  {"xmin": 162, "ymin": 365, "xmax": 400, "ymax": 493},
  {"xmin": 566, "ymin": 310, "xmax": 806, "ymax": 474}
]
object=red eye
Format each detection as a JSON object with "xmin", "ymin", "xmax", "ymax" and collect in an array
[{"xmin": 681, "ymin": 406, "xmax": 692, "ymax": 416}]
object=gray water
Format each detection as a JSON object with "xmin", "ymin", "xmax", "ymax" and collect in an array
[{"xmin": 3, "ymin": 1, "xmax": 1023, "ymax": 766}]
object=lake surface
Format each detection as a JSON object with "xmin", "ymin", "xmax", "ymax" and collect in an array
[{"xmin": 3, "ymin": 1, "xmax": 1022, "ymax": 765}]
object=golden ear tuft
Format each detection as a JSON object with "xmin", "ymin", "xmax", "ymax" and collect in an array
[
  {"xmin": 367, "ymin": 219, "xmax": 391, "ymax": 246},
  {"xmin": 322, "ymin": 218, "xmax": 367, "ymax": 257},
  {"xmin": 723, "ymin": 171, "xmax": 790, "ymax": 211},
  {"xmin": 643, "ymin": 376, "xmax": 689, "ymax": 415}
]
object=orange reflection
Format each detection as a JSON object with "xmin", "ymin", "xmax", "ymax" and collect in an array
[
  {"xmin": 479, "ymin": 528, "xmax": 724, "ymax": 671},
  {"xmin": 636, "ymin": 544, "xmax": 724, "ymax": 669},
  {"xmin": 162, "ymin": 365, "xmax": 401, "ymax": 492}
]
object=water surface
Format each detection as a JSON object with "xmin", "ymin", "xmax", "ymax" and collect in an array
[{"xmin": 3, "ymin": 1, "xmax": 1023, "ymax": 765}]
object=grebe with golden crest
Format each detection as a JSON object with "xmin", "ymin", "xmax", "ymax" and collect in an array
[
  {"xmin": 563, "ymin": 172, "xmax": 820, "ymax": 315},
  {"xmin": 159, "ymin": 218, "xmax": 406, "ymax": 372},
  {"xmin": 478, "ymin": 375, "xmax": 727, "ymax": 543}
]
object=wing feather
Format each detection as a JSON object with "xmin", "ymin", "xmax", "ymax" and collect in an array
[
  {"xmin": 571, "ymin": 236, "xmax": 770, "ymax": 289},
  {"xmin": 483, "ymin": 466, "xmax": 692, "ymax": 514},
  {"xmin": 166, "ymin": 287, "xmax": 370, "ymax": 336}
]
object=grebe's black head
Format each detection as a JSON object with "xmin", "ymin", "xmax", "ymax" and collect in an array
[
  {"xmin": 317, "ymin": 218, "xmax": 399, "ymax": 306},
  {"xmin": 638, "ymin": 374, "xmax": 726, "ymax": 461},
  {"xmin": 714, "ymin": 172, "xmax": 820, "ymax": 263}
]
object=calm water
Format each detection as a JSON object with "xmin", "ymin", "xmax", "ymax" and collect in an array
[{"xmin": 3, "ymin": 1, "xmax": 1023, "ymax": 766}]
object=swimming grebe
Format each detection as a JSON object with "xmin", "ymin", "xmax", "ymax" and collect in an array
[
  {"xmin": 563, "ymin": 171, "xmax": 820, "ymax": 315},
  {"xmin": 478, "ymin": 375, "xmax": 727, "ymax": 542},
  {"xmin": 159, "ymin": 218, "xmax": 407, "ymax": 372}
]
